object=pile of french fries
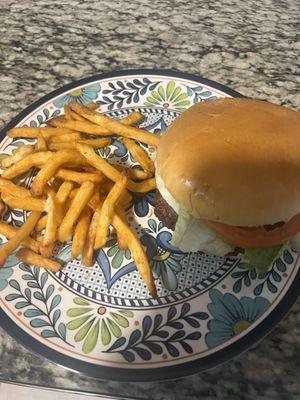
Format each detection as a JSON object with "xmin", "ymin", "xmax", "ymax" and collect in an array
[{"xmin": 0, "ymin": 102, "xmax": 159, "ymax": 297}]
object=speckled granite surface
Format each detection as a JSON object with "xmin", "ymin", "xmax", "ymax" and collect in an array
[{"xmin": 0, "ymin": 0, "xmax": 299, "ymax": 399}]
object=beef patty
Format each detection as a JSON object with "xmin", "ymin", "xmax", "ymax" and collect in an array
[{"xmin": 154, "ymin": 190, "xmax": 178, "ymax": 230}]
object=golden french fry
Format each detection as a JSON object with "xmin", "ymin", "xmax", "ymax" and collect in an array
[
  {"xmin": 127, "ymin": 177, "xmax": 156, "ymax": 193},
  {"xmin": 1, "ymin": 192, "xmax": 45, "ymax": 212},
  {"xmin": 76, "ymin": 143, "xmax": 122, "ymax": 181},
  {"xmin": 115, "ymin": 204, "xmax": 128, "ymax": 249},
  {"xmin": 36, "ymin": 132, "xmax": 48, "ymax": 151},
  {"xmin": 46, "ymin": 115, "xmax": 67, "ymax": 127},
  {"xmin": 112, "ymin": 214, "xmax": 156, "ymax": 297},
  {"xmin": 48, "ymin": 137, "xmax": 111, "ymax": 151},
  {"xmin": 43, "ymin": 194, "xmax": 57, "ymax": 247},
  {"xmin": 87, "ymin": 190, "xmax": 101, "ymax": 211},
  {"xmin": 30, "ymin": 149, "xmax": 85, "ymax": 197},
  {"xmin": 1, "ymin": 145, "xmax": 35, "ymax": 169},
  {"xmin": 128, "ymin": 168, "xmax": 150, "ymax": 181},
  {"xmin": 70, "ymin": 103, "xmax": 159, "ymax": 147},
  {"xmin": 36, "ymin": 215, "xmax": 47, "ymax": 232},
  {"xmin": 7, "ymin": 126, "xmax": 76, "ymax": 139},
  {"xmin": 16, "ymin": 248, "xmax": 61, "ymax": 272},
  {"xmin": 71, "ymin": 207, "xmax": 93, "ymax": 259},
  {"xmin": 48, "ymin": 132, "xmax": 82, "ymax": 143},
  {"xmin": 0, "ymin": 211, "xmax": 41, "ymax": 266},
  {"xmin": 0, "ymin": 221, "xmax": 40, "ymax": 252},
  {"xmin": 85, "ymin": 102, "xmax": 99, "ymax": 111},
  {"xmin": 95, "ymin": 173, "xmax": 127, "ymax": 249},
  {"xmin": 56, "ymin": 168, "xmax": 105, "ymax": 184},
  {"xmin": 0, "ymin": 177, "xmax": 31, "ymax": 198},
  {"xmin": 2, "ymin": 151, "xmax": 52, "ymax": 179},
  {"xmin": 64, "ymin": 105, "xmax": 74, "ymax": 120},
  {"xmin": 50, "ymin": 110, "xmax": 145, "ymax": 136},
  {"xmin": 58, "ymin": 181, "xmax": 95, "ymax": 242},
  {"xmin": 123, "ymin": 138, "xmax": 154, "ymax": 175},
  {"xmin": 82, "ymin": 204, "xmax": 102, "ymax": 267},
  {"xmin": 40, "ymin": 243, "xmax": 55, "ymax": 258}
]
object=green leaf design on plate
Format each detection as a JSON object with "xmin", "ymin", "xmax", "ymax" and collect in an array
[
  {"xmin": 118, "ymin": 310, "xmax": 134, "ymax": 318},
  {"xmin": 83, "ymin": 320, "xmax": 100, "ymax": 353},
  {"xmin": 173, "ymin": 100, "xmax": 190, "ymax": 107},
  {"xmin": 110, "ymin": 312, "xmax": 130, "ymax": 328},
  {"xmin": 101, "ymin": 319, "xmax": 111, "ymax": 345},
  {"xmin": 173, "ymin": 92, "xmax": 189, "ymax": 101},
  {"xmin": 170, "ymin": 86, "xmax": 181, "ymax": 101},
  {"xmin": 145, "ymin": 96, "xmax": 159, "ymax": 105},
  {"xmin": 106, "ymin": 317, "xmax": 122, "ymax": 338},
  {"xmin": 107, "ymin": 244, "xmax": 118, "ymax": 257},
  {"xmin": 73, "ymin": 297, "xmax": 90, "ymax": 306},
  {"xmin": 67, "ymin": 307, "xmax": 93, "ymax": 317},
  {"xmin": 74, "ymin": 317, "xmax": 95, "ymax": 342},
  {"xmin": 166, "ymin": 81, "xmax": 175, "ymax": 98},
  {"xmin": 111, "ymin": 250, "xmax": 124, "ymax": 269},
  {"xmin": 67, "ymin": 314, "xmax": 92, "ymax": 330}
]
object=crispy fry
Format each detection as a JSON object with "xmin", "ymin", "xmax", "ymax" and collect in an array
[
  {"xmin": 43, "ymin": 194, "xmax": 57, "ymax": 247},
  {"xmin": 58, "ymin": 181, "xmax": 95, "ymax": 242},
  {"xmin": 40, "ymin": 243, "xmax": 55, "ymax": 258},
  {"xmin": 0, "ymin": 211, "xmax": 41, "ymax": 266},
  {"xmin": 48, "ymin": 137, "xmax": 111, "ymax": 151},
  {"xmin": 112, "ymin": 214, "xmax": 156, "ymax": 297},
  {"xmin": 30, "ymin": 150, "xmax": 85, "ymax": 197},
  {"xmin": 0, "ymin": 221, "xmax": 40, "ymax": 252},
  {"xmin": 85, "ymin": 102, "xmax": 99, "ymax": 111},
  {"xmin": 48, "ymin": 132, "xmax": 82, "ymax": 143},
  {"xmin": 128, "ymin": 168, "xmax": 150, "ymax": 181},
  {"xmin": 82, "ymin": 204, "xmax": 102, "ymax": 267},
  {"xmin": 1, "ymin": 192, "xmax": 45, "ymax": 212},
  {"xmin": 16, "ymin": 248, "xmax": 61, "ymax": 272},
  {"xmin": 36, "ymin": 132, "xmax": 48, "ymax": 151},
  {"xmin": 0, "ymin": 177, "xmax": 31, "ymax": 198},
  {"xmin": 127, "ymin": 177, "xmax": 156, "ymax": 193},
  {"xmin": 2, "ymin": 151, "xmax": 52, "ymax": 179},
  {"xmin": 70, "ymin": 103, "xmax": 159, "ymax": 146},
  {"xmin": 71, "ymin": 207, "xmax": 93, "ymax": 259},
  {"xmin": 64, "ymin": 105, "xmax": 74, "ymax": 120},
  {"xmin": 50, "ymin": 110, "xmax": 145, "ymax": 136},
  {"xmin": 1, "ymin": 145, "xmax": 35, "ymax": 169},
  {"xmin": 36, "ymin": 215, "xmax": 47, "ymax": 232},
  {"xmin": 123, "ymin": 138, "xmax": 154, "ymax": 175},
  {"xmin": 95, "ymin": 173, "xmax": 127, "ymax": 249},
  {"xmin": 56, "ymin": 168, "xmax": 105, "ymax": 184},
  {"xmin": 7, "ymin": 126, "xmax": 76, "ymax": 139},
  {"xmin": 115, "ymin": 204, "xmax": 128, "ymax": 249}
]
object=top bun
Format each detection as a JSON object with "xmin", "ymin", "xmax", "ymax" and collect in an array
[{"xmin": 156, "ymin": 98, "xmax": 300, "ymax": 227}]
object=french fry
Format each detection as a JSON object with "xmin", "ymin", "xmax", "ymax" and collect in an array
[
  {"xmin": 58, "ymin": 181, "xmax": 95, "ymax": 242},
  {"xmin": 1, "ymin": 145, "xmax": 35, "ymax": 169},
  {"xmin": 36, "ymin": 215, "xmax": 47, "ymax": 232},
  {"xmin": 127, "ymin": 177, "xmax": 156, "ymax": 193},
  {"xmin": 76, "ymin": 143, "xmax": 122, "ymax": 182},
  {"xmin": 82, "ymin": 204, "xmax": 102, "ymax": 267},
  {"xmin": 85, "ymin": 102, "xmax": 99, "ymax": 111},
  {"xmin": 1, "ymin": 192, "xmax": 45, "ymax": 212},
  {"xmin": 128, "ymin": 168, "xmax": 150, "ymax": 181},
  {"xmin": 64, "ymin": 105, "xmax": 74, "ymax": 120},
  {"xmin": 115, "ymin": 204, "xmax": 128, "ymax": 249},
  {"xmin": 40, "ymin": 243, "xmax": 55, "ymax": 258},
  {"xmin": 36, "ymin": 132, "xmax": 48, "ymax": 151},
  {"xmin": 112, "ymin": 214, "xmax": 156, "ymax": 297},
  {"xmin": 123, "ymin": 138, "xmax": 154, "ymax": 175},
  {"xmin": 48, "ymin": 138, "xmax": 111, "ymax": 151},
  {"xmin": 95, "ymin": 173, "xmax": 127, "ymax": 249},
  {"xmin": 16, "ymin": 248, "xmax": 61, "ymax": 272},
  {"xmin": 0, "ymin": 221, "xmax": 40, "ymax": 252},
  {"xmin": 50, "ymin": 110, "xmax": 145, "ymax": 136},
  {"xmin": 56, "ymin": 168, "xmax": 105, "ymax": 184},
  {"xmin": 43, "ymin": 194, "xmax": 57, "ymax": 247},
  {"xmin": 2, "ymin": 151, "xmax": 52, "ymax": 179},
  {"xmin": 71, "ymin": 207, "xmax": 93, "ymax": 259},
  {"xmin": 46, "ymin": 115, "xmax": 67, "ymax": 127},
  {"xmin": 30, "ymin": 149, "xmax": 85, "ymax": 197},
  {"xmin": 48, "ymin": 132, "xmax": 82, "ymax": 143},
  {"xmin": 7, "ymin": 126, "xmax": 76, "ymax": 139},
  {"xmin": 0, "ymin": 211, "xmax": 41, "ymax": 266},
  {"xmin": 69, "ymin": 103, "xmax": 159, "ymax": 147},
  {"xmin": 0, "ymin": 177, "xmax": 31, "ymax": 198}
]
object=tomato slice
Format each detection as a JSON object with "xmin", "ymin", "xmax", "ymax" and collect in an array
[{"xmin": 204, "ymin": 213, "xmax": 300, "ymax": 248}]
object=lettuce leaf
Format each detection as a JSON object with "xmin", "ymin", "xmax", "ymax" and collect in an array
[
  {"xmin": 243, "ymin": 245, "xmax": 286, "ymax": 273},
  {"xmin": 171, "ymin": 208, "xmax": 233, "ymax": 256}
]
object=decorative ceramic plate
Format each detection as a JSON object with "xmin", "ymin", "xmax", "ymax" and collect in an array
[{"xmin": 0, "ymin": 70, "xmax": 299, "ymax": 382}]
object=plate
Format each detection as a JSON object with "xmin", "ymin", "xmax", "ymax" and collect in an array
[{"xmin": 0, "ymin": 69, "xmax": 299, "ymax": 382}]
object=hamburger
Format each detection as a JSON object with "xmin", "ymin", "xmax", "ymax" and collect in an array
[{"xmin": 154, "ymin": 98, "xmax": 300, "ymax": 271}]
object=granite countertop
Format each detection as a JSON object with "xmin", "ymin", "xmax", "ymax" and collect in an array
[{"xmin": 0, "ymin": 0, "xmax": 299, "ymax": 399}]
